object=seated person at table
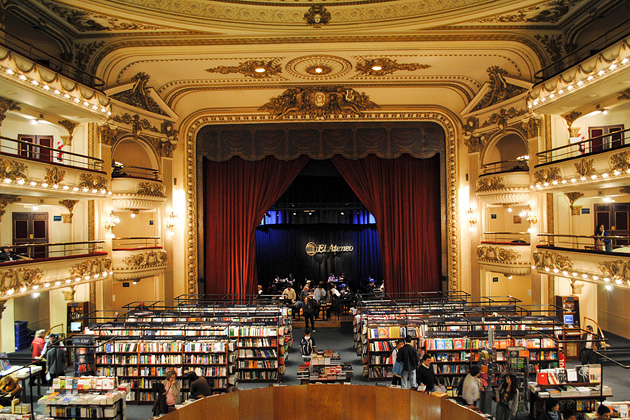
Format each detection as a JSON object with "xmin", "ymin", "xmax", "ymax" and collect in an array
[
  {"xmin": 186, "ymin": 371, "xmax": 212, "ymax": 399},
  {"xmin": 595, "ymin": 405, "xmax": 612, "ymax": 420}
]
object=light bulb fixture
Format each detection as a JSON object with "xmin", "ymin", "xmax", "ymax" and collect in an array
[
  {"xmin": 466, "ymin": 208, "xmax": 477, "ymax": 229},
  {"xmin": 130, "ymin": 210, "xmax": 139, "ymax": 218},
  {"xmin": 165, "ymin": 211, "xmax": 179, "ymax": 234},
  {"xmin": 104, "ymin": 210, "xmax": 119, "ymax": 233}
]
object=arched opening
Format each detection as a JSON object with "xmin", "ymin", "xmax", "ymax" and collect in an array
[
  {"xmin": 112, "ymin": 138, "xmax": 160, "ymax": 178},
  {"xmin": 482, "ymin": 132, "xmax": 528, "ymax": 174}
]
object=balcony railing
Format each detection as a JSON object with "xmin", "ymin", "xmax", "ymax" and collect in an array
[
  {"xmin": 0, "ymin": 240, "xmax": 105, "ymax": 263},
  {"xmin": 112, "ymin": 165, "xmax": 160, "ymax": 180},
  {"xmin": 0, "ymin": 30, "xmax": 105, "ymax": 89},
  {"xmin": 537, "ymin": 234, "xmax": 630, "ymax": 252},
  {"xmin": 536, "ymin": 128, "xmax": 630, "ymax": 165},
  {"xmin": 482, "ymin": 232, "xmax": 530, "ymax": 245},
  {"xmin": 480, "ymin": 159, "xmax": 529, "ymax": 175},
  {"xmin": 112, "ymin": 237, "xmax": 161, "ymax": 251},
  {"xmin": 0, "ymin": 136, "xmax": 104, "ymax": 171}
]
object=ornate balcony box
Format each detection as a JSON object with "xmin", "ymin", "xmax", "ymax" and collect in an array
[
  {"xmin": 110, "ymin": 177, "xmax": 166, "ymax": 210},
  {"xmin": 476, "ymin": 171, "xmax": 531, "ymax": 205},
  {"xmin": 476, "ymin": 242, "xmax": 531, "ymax": 275},
  {"xmin": 0, "ymin": 252, "xmax": 112, "ymax": 300},
  {"xmin": 533, "ymin": 246, "xmax": 630, "ymax": 288},
  {"xmin": 112, "ymin": 248, "xmax": 167, "ymax": 281}
]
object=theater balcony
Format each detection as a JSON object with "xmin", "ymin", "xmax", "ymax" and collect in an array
[
  {"xmin": 110, "ymin": 166, "xmax": 165, "ymax": 210},
  {"xmin": 0, "ymin": 241, "xmax": 112, "ymax": 300},
  {"xmin": 533, "ymin": 234, "xmax": 630, "ymax": 289},
  {"xmin": 531, "ymin": 128, "xmax": 630, "ymax": 192},
  {"xmin": 475, "ymin": 159, "xmax": 530, "ymax": 205},
  {"xmin": 477, "ymin": 232, "xmax": 531, "ymax": 275},
  {"xmin": 111, "ymin": 237, "xmax": 167, "ymax": 282},
  {"xmin": 0, "ymin": 136, "xmax": 110, "ymax": 198}
]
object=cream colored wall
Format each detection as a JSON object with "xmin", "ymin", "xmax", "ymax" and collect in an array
[
  {"xmin": 0, "ymin": 299, "xmax": 15, "ymax": 353},
  {"xmin": 598, "ymin": 285, "xmax": 630, "ymax": 340},
  {"xmin": 49, "ymin": 289, "xmax": 68, "ymax": 337},
  {"xmin": 484, "ymin": 271, "xmax": 532, "ymax": 305},
  {"xmin": 13, "ymin": 293, "xmax": 50, "ymax": 332},
  {"xmin": 111, "ymin": 275, "xmax": 159, "ymax": 312},
  {"xmin": 484, "ymin": 204, "xmax": 531, "ymax": 235},
  {"xmin": 112, "ymin": 212, "xmax": 157, "ymax": 238}
]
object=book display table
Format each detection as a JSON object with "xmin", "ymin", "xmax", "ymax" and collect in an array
[{"xmin": 298, "ymin": 350, "xmax": 353, "ymax": 384}]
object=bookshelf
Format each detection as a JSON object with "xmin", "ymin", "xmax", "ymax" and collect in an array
[
  {"xmin": 67, "ymin": 302, "xmax": 90, "ymax": 335},
  {"xmin": 234, "ymin": 324, "xmax": 281, "ymax": 382},
  {"xmin": 72, "ymin": 335, "xmax": 96, "ymax": 377},
  {"xmin": 556, "ymin": 296, "xmax": 581, "ymax": 360}
]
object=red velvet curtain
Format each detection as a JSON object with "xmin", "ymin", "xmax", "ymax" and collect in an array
[
  {"xmin": 203, "ymin": 155, "xmax": 309, "ymax": 296},
  {"xmin": 332, "ymin": 154, "xmax": 441, "ymax": 294}
]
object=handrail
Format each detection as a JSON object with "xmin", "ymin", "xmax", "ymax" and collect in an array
[
  {"xmin": 484, "ymin": 231, "xmax": 531, "ymax": 235},
  {"xmin": 0, "ymin": 31, "xmax": 105, "ymax": 89},
  {"xmin": 3, "ymin": 240, "xmax": 104, "ymax": 248},
  {"xmin": 0, "ymin": 240, "xmax": 105, "ymax": 261},
  {"xmin": 0, "ymin": 135, "xmax": 104, "ymax": 171},
  {"xmin": 537, "ymin": 233, "xmax": 630, "ymax": 252},
  {"xmin": 533, "ymin": 18, "xmax": 630, "ymax": 83},
  {"xmin": 536, "ymin": 128, "xmax": 630, "ymax": 165},
  {"xmin": 480, "ymin": 159, "xmax": 529, "ymax": 175},
  {"xmin": 112, "ymin": 164, "xmax": 160, "ymax": 180}
]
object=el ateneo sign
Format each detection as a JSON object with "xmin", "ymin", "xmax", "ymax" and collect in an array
[{"xmin": 305, "ymin": 242, "xmax": 354, "ymax": 256}]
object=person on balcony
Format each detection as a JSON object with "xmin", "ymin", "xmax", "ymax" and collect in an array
[{"xmin": 594, "ymin": 225, "xmax": 611, "ymax": 252}]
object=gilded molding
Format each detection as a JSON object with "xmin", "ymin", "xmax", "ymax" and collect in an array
[
  {"xmin": 522, "ymin": 117, "xmax": 541, "ymax": 138},
  {"xmin": 69, "ymin": 258, "xmax": 113, "ymax": 278},
  {"xmin": 476, "ymin": 176, "xmax": 505, "ymax": 192},
  {"xmin": 599, "ymin": 260, "xmax": 630, "ymax": 280},
  {"xmin": 610, "ymin": 151, "xmax": 630, "ymax": 173},
  {"xmin": 205, "ymin": 60, "xmax": 282, "ymax": 78},
  {"xmin": 0, "ymin": 158, "xmax": 27, "ymax": 181},
  {"xmin": 107, "ymin": 115, "xmax": 177, "ymax": 158},
  {"xmin": 355, "ymin": 58, "xmax": 431, "ymax": 76},
  {"xmin": 111, "ymin": 73, "xmax": 168, "ymax": 116},
  {"xmin": 534, "ymin": 34, "xmax": 565, "ymax": 63},
  {"xmin": 0, "ymin": 267, "xmax": 45, "ymax": 294},
  {"xmin": 472, "ymin": 0, "xmax": 581, "ymax": 24},
  {"xmin": 533, "ymin": 251, "xmax": 574, "ymax": 271},
  {"xmin": 564, "ymin": 192, "xmax": 583, "ymax": 216},
  {"xmin": 59, "ymin": 199, "xmax": 79, "ymax": 223},
  {"xmin": 184, "ymin": 109, "xmax": 460, "ymax": 294},
  {"xmin": 0, "ymin": 300, "xmax": 6, "ymax": 320},
  {"xmin": 78, "ymin": 173, "xmax": 109, "ymax": 191},
  {"xmin": 574, "ymin": 159, "xmax": 595, "ymax": 178},
  {"xmin": 620, "ymin": 186, "xmax": 630, "ymax": 195},
  {"xmin": 618, "ymin": 88, "xmax": 630, "ymax": 101},
  {"xmin": 137, "ymin": 182, "xmax": 166, "ymax": 197},
  {"xmin": 286, "ymin": 55, "xmax": 351, "ymax": 80},
  {"xmin": 533, "ymin": 167, "xmax": 561, "ymax": 184},
  {"xmin": 477, "ymin": 246, "xmax": 519, "ymax": 263},
  {"xmin": 260, "ymin": 86, "xmax": 379, "ymax": 119},
  {"xmin": 480, "ymin": 107, "xmax": 528, "ymax": 131},
  {"xmin": 562, "ymin": 111, "xmax": 582, "ymax": 131},
  {"xmin": 0, "ymin": 194, "xmax": 21, "ymax": 221},
  {"xmin": 44, "ymin": 167, "xmax": 66, "ymax": 186},
  {"xmin": 472, "ymin": 66, "xmax": 526, "ymax": 111},
  {"xmin": 61, "ymin": 286, "xmax": 77, "ymax": 302},
  {"xmin": 122, "ymin": 250, "xmax": 167, "ymax": 269},
  {"xmin": 304, "ymin": 5, "xmax": 331, "ymax": 28},
  {"xmin": 58, "ymin": 120, "xmax": 77, "ymax": 146},
  {"xmin": 0, "ymin": 96, "xmax": 21, "ymax": 127},
  {"xmin": 73, "ymin": 41, "xmax": 105, "ymax": 71}
]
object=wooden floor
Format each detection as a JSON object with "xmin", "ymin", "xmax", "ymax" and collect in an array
[{"xmin": 292, "ymin": 314, "xmax": 354, "ymax": 329}]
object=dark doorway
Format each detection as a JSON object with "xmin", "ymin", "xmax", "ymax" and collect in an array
[{"xmin": 12, "ymin": 212, "xmax": 49, "ymax": 258}]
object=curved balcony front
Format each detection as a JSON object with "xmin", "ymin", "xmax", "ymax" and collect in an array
[
  {"xmin": 533, "ymin": 234, "xmax": 630, "ymax": 289},
  {"xmin": 112, "ymin": 237, "xmax": 167, "ymax": 282},
  {"xmin": 476, "ymin": 165, "xmax": 531, "ymax": 205},
  {"xmin": 110, "ymin": 176, "xmax": 166, "ymax": 210},
  {"xmin": 477, "ymin": 232, "xmax": 531, "ymax": 275},
  {"xmin": 0, "ymin": 241, "xmax": 112, "ymax": 300}
]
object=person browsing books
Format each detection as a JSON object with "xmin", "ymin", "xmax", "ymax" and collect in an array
[
  {"xmin": 187, "ymin": 371, "xmax": 212, "ymax": 399},
  {"xmin": 391, "ymin": 339, "xmax": 404, "ymax": 386},
  {"xmin": 396, "ymin": 335, "xmax": 419, "ymax": 389},
  {"xmin": 495, "ymin": 374, "xmax": 518, "ymax": 420},
  {"xmin": 595, "ymin": 404, "xmax": 612, "ymax": 420},
  {"xmin": 45, "ymin": 337, "xmax": 66, "ymax": 381},
  {"xmin": 417, "ymin": 353, "xmax": 439, "ymax": 392},
  {"xmin": 163, "ymin": 370, "xmax": 181, "ymax": 412},
  {"xmin": 462, "ymin": 365, "xmax": 484, "ymax": 406}
]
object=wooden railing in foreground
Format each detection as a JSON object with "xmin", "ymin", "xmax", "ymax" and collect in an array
[{"xmin": 157, "ymin": 384, "xmax": 487, "ymax": 420}]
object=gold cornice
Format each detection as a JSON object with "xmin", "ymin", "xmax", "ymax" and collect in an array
[
  {"xmin": 0, "ymin": 194, "xmax": 21, "ymax": 222},
  {"xmin": 182, "ymin": 108, "xmax": 461, "ymax": 294}
]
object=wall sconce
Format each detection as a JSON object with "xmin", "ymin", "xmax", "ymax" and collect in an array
[
  {"xmin": 165, "ymin": 211, "xmax": 178, "ymax": 236},
  {"xmin": 130, "ymin": 209, "xmax": 139, "ymax": 218},
  {"xmin": 466, "ymin": 208, "xmax": 477, "ymax": 230},
  {"xmin": 519, "ymin": 206, "xmax": 538, "ymax": 232},
  {"xmin": 104, "ymin": 210, "xmax": 120, "ymax": 238}
]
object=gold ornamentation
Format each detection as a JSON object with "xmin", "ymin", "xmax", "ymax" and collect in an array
[
  {"xmin": 0, "ymin": 267, "xmax": 45, "ymax": 295},
  {"xmin": 260, "ymin": 86, "xmax": 379, "ymax": 119},
  {"xmin": 355, "ymin": 58, "xmax": 431, "ymax": 76},
  {"xmin": 476, "ymin": 245, "xmax": 519, "ymax": 263},
  {"xmin": 286, "ymin": 55, "xmax": 352, "ymax": 80},
  {"xmin": 610, "ymin": 151, "xmax": 630, "ymax": 173},
  {"xmin": 99, "ymin": 125, "xmax": 121, "ymax": 146},
  {"xmin": 73, "ymin": 41, "xmax": 105, "ymax": 71},
  {"xmin": 481, "ymin": 107, "xmax": 527, "ymax": 131},
  {"xmin": 0, "ymin": 300, "xmax": 6, "ymax": 320},
  {"xmin": 205, "ymin": 60, "xmax": 282, "ymax": 78},
  {"xmin": 522, "ymin": 117, "xmax": 541, "ymax": 138},
  {"xmin": 599, "ymin": 260, "xmax": 630, "ymax": 280},
  {"xmin": 112, "ymin": 113, "xmax": 160, "ymax": 136},
  {"xmin": 304, "ymin": 5, "xmax": 331, "ymax": 28},
  {"xmin": 464, "ymin": 136, "xmax": 485, "ymax": 153},
  {"xmin": 620, "ymin": 186, "xmax": 630, "ymax": 194},
  {"xmin": 58, "ymin": 120, "xmax": 77, "ymax": 146},
  {"xmin": 44, "ymin": 167, "xmax": 66, "ymax": 186},
  {"xmin": 111, "ymin": 73, "xmax": 168, "ymax": 116},
  {"xmin": 476, "ymin": 176, "xmax": 505, "ymax": 192},
  {"xmin": 0, "ymin": 158, "xmax": 27, "ymax": 181},
  {"xmin": 59, "ymin": 200, "xmax": 79, "ymax": 224},
  {"xmin": 473, "ymin": 66, "xmax": 526, "ymax": 111},
  {"xmin": 564, "ymin": 192, "xmax": 583, "ymax": 216},
  {"xmin": 69, "ymin": 258, "xmax": 112, "ymax": 278},
  {"xmin": 532, "ymin": 251, "xmax": 574, "ymax": 271},
  {"xmin": 533, "ymin": 167, "xmax": 561, "ymax": 184},
  {"xmin": 0, "ymin": 194, "xmax": 20, "ymax": 222},
  {"xmin": 473, "ymin": 1, "xmax": 580, "ymax": 24},
  {"xmin": 61, "ymin": 287, "xmax": 76, "ymax": 302},
  {"xmin": 137, "ymin": 182, "xmax": 165, "ymax": 197},
  {"xmin": 574, "ymin": 159, "xmax": 595, "ymax": 178},
  {"xmin": 0, "ymin": 96, "xmax": 21, "ymax": 127},
  {"xmin": 562, "ymin": 111, "xmax": 582, "ymax": 131},
  {"xmin": 617, "ymin": 88, "xmax": 630, "ymax": 101},
  {"xmin": 79, "ymin": 174, "xmax": 109, "ymax": 190},
  {"xmin": 534, "ymin": 34, "xmax": 565, "ymax": 62},
  {"xmin": 122, "ymin": 250, "xmax": 167, "ymax": 268},
  {"xmin": 570, "ymin": 280, "xmax": 584, "ymax": 295}
]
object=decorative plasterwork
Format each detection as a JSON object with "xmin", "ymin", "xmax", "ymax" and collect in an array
[
  {"xmin": 564, "ymin": 192, "xmax": 583, "ymax": 216},
  {"xmin": 0, "ymin": 300, "xmax": 6, "ymax": 320},
  {"xmin": 260, "ymin": 86, "xmax": 379, "ymax": 119},
  {"xmin": 522, "ymin": 117, "xmax": 541, "ymax": 138},
  {"xmin": 205, "ymin": 60, "xmax": 282, "ymax": 79},
  {"xmin": 58, "ymin": 120, "xmax": 78, "ymax": 146},
  {"xmin": 137, "ymin": 182, "xmax": 165, "ymax": 197},
  {"xmin": 476, "ymin": 245, "xmax": 531, "ymax": 275},
  {"xmin": 0, "ymin": 96, "xmax": 21, "ymax": 126},
  {"xmin": 111, "ymin": 178, "xmax": 167, "ymax": 210},
  {"xmin": 0, "ymin": 267, "xmax": 44, "ymax": 295},
  {"xmin": 480, "ymin": 107, "xmax": 528, "ymax": 131},
  {"xmin": 476, "ymin": 176, "xmax": 504, "ymax": 192},
  {"xmin": 111, "ymin": 73, "xmax": 168, "ymax": 116},
  {"xmin": 105, "ymin": 115, "xmax": 177, "ymax": 158},
  {"xmin": 183, "ymin": 109, "xmax": 460, "ymax": 295},
  {"xmin": 574, "ymin": 159, "xmax": 595, "ymax": 178},
  {"xmin": 621, "ymin": 186, "xmax": 630, "ymax": 194},
  {"xmin": 285, "ymin": 55, "xmax": 352, "ymax": 80},
  {"xmin": 472, "ymin": 67, "xmax": 526, "ymax": 111},
  {"xmin": 0, "ymin": 194, "xmax": 21, "ymax": 221},
  {"xmin": 304, "ymin": 5, "xmax": 331, "ymax": 28},
  {"xmin": 123, "ymin": 250, "xmax": 167, "ymax": 269},
  {"xmin": 529, "ymin": 38, "xmax": 630, "ymax": 107},
  {"xmin": 61, "ymin": 286, "xmax": 77, "ymax": 302},
  {"xmin": 0, "ymin": 47, "xmax": 110, "ymax": 115},
  {"xmin": 471, "ymin": 0, "xmax": 581, "ymax": 24},
  {"xmin": 113, "ymin": 249, "xmax": 168, "ymax": 281},
  {"xmin": 44, "ymin": 167, "xmax": 66, "ymax": 186},
  {"xmin": 69, "ymin": 258, "xmax": 113, "ymax": 278},
  {"xmin": 534, "ymin": 34, "xmax": 565, "ymax": 63},
  {"xmin": 78, "ymin": 173, "xmax": 109, "ymax": 191},
  {"xmin": 618, "ymin": 88, "xmax": 630, "ymax": 101},
  {"xmin": 599, "ymin": 260, "xmax": 630, "ymax": 281},
  {"xmin": 533, "ymin": 167, "xmax": 561, "ymax": 184},
  {"xmin": 532, "ymin": 251, "xmax": 574, "ymax": 271},
  {"xmin": 610, "ymin": 151, "xmax": 630, "ymax": 173},
  {"xmin": 59, "ymin": 199, "xmax": 79, "ymax": 223},
  {"xmin": 0, "ymin": 158, "xmax": 27, "ymax": 181},
  {"xmin": 355, "ymin": 58, "xmax": 431, "ymax": 76},
  {"xmin": 562, "ymin": 111, "xmax": 582, "ymax": 131}
]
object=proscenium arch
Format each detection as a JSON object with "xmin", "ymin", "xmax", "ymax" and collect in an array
[{"xmin": 180, "ymin": 108, "xmax": 462, "ymax": 296}]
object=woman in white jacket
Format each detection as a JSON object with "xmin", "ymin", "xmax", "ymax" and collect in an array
[{"xmin": 462, "ymin": 365, "xmax": 483, "ymax": 406}]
